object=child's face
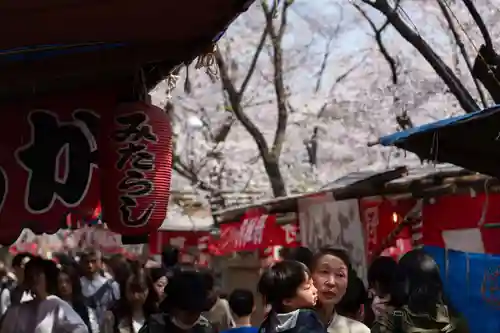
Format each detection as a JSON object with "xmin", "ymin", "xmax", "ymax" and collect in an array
[{"xmin": 285, "ymin": 274, "xmax": 318, "ymax": 310}]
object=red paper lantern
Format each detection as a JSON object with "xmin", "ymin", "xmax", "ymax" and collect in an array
[{"xmin": 99, "ymin": 102, "xmax": 173, "ymax": 235}]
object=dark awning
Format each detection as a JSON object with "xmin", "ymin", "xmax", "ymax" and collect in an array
[{"xmin": 377, "ymin": 105, "xmax": 500, "ymax": 178}]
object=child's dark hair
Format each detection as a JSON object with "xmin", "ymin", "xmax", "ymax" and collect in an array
[
  {"xmin": 258, "ymin": 260, "xmax": 310, "ymax": 312},
  {"xmin": 229, "ymin": 289, "xmax": 255, "ymax": 317}
]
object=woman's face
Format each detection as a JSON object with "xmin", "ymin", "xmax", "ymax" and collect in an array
[
  {"xmin": 57, "ymin": 272, "xmax": 72, "ymax": 298},
  {"xmin": 154, "ymin": 276, "xmax": 167, "ymax": 300},
  {"xmin": 311, "ymin": 254, "xmax": 348, "ymax": 306},
  {"xmin": 126, "ymin": 281, "xmax": 149, "ymax": 306}
]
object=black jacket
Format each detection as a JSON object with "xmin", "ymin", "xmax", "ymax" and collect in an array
[
  {"xmin": 259, "ymin": 309, "xmax": 326, "ymax": 333},
  {"xmin": 139, "ymin": 314, "xmax": 215, "ymax": 333}
]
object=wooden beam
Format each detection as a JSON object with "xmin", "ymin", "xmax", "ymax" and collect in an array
[{"xmin": 214, "ymin": 173, "xmax": 496, "ymax": 224}]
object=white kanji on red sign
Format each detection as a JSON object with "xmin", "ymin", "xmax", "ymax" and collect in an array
[
  {"xmin": 281, "ymin": 224, "xmax": 297, "ymax": 244},
  {"xmin": 198, "ymin": 235, "xmax": 210, "ymax": 251},
  {"xmin": 237, "ymin": 215, "xmax": 268, "ymax": 247}
]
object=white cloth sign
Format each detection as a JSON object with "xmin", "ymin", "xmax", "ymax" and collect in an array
[{"xmin": 298, "ymin": 193, "xmax": 367, "ymax": 280}]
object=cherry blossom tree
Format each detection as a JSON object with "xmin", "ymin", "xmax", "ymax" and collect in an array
[{"xmin": 151, "ymin": 0, "xmax": 500, "ymax": 199}]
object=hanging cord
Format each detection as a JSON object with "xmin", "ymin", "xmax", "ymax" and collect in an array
[
  {"xmin": 441, "ymin": 0, "xmax": 500, "ymax": 91},
  {"xmin": 430, "ymin": 132, "xmax": 439, "ymax": 165}
]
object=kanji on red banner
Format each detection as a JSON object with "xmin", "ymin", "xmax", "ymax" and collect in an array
[
  {"xmin": 215, "ymin": 209, "xmax": 299, "ymax": 255},
  {"xmin": 359, "ymin": 197, "xmax": 416, "ymax": 261}
]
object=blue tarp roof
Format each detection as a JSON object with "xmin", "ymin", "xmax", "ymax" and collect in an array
[
  {"xmin": 379, "ymin": 105, "xmax": 500, "ymax": 146},
  {"xmin": 376, "ymin": 105, "xmax": 500, "ymax": 178}
]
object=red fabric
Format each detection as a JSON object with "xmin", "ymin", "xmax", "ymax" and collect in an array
[
  {"xmin": 99, "ymin": 102, "xmax": 172, "ymax": 236},
  {"xmin": 422, "ymin": 194, "xmax": 500, "ymax": 254},
  {"xmin": 360, "ymin": 197, "xmax": 416, "ymax": 261},
  {"xmin": 214, "ymin": 209, "xmax": 299, "ymax": 255}
]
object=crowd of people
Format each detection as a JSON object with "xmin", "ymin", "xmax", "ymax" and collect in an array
[{"xmin": 0, "ymin": 245, "xmax": 468, "ymax": 333}]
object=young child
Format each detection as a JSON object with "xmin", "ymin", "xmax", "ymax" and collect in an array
[{"xmin": 258, "ymin": 260, "xmax": 326, "ymax": 333}]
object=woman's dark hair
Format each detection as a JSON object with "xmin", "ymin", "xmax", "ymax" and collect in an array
[
  {"xmin": 12, "ymin": 252, "xmax": 34, "ymax": 268},
  {"xmin": 160, "ymin": 265, "xmax": 215, "ymax": 313},
  {"xmin": 336, "ymin": 271, "xmax": 367, "ymax": 317},
  {"xmin": 258, "ymin": 260, "xmax": 310, "ymax": 312},
  {"xmin": 368, "ymin": 256, "xmax": 398, "ymax": 295},
  {"xmin": 24, "ymin": 257, "xmax": 59, "ymax": 294},
  {"xmin": 311, "ymin": 247, "xmax": 352, "ymax": 272},
  {"xmin": 149, "ymin": 267, "xmax": 166, "ymax": 283},
  {"xmin": 57, "ymin": 265, "xmax": 92, "ymax": 331},
  {"xmin": 117, "ymin": 261, "xmax": 158, "ymax": 317},
  {"xmin": 389, "ymin": 249, "xmax": 450, "ymax": 316},
  {"xmin": 280, "ymin": 247, "xmax": 314, "ymax": 270}
]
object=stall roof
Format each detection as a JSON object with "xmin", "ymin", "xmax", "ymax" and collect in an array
[
  {"xmin": 377, "ymin": 105, "xmax": 500, "ymax": 178},
  {"xmin": 214, "ymin": 164, "xmax": 496, "ymax": 223}
]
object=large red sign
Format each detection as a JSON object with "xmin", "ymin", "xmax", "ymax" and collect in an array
[
  {"xmin": 215, "ymin": 209, "xmax": 299, "ymax": 255},
  {"xmin": 0, "ymin": 90, "xmax": 172, "ymax": 244},
  {"xmin": 0, "ymin": 91, "xmax": 116, "ymax": 244}
]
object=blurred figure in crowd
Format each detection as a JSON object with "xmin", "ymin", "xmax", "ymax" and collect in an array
[
  {"xmin": 221, "ymin": 289, "xmax": 257, "ymax": 333},
  {"xmin": 372, "ymin": 250, "xmax": 469, "ymax": 333},
  {"xmin": 203, "ymin": 285, "xmax": 235, "ymax": 333},
  {"xmin": 6, "ymin": 252, "xmax": 35, "ymax": 308},
  {"xmin": 139, "ymin": 265, "xmax": 215, "ymax": 333},
  {"xmin": 80, "ymin": 249, "xmax": 120, "ymax": 325},
  {"xmin": 148, "ymin": 267, "xmax": 167, "ymax": 304},
  {"xmin": 57, "ymin": 265, "xmax": 99, "ymax": 333},
  {"xmin": 103, "ymin": 264, "xmax": 158, "ymax": 333},
  {"xmin": 1, "ymin": 257, "xmax": 88, "ymax": 333},
  {"xmin": 337, "ymin": 273, "xmax": 368, "ymax": 322},
  {"xmin": 0, "ymin": 260, "xmax": 15, "ymax": 315},
  {"xmin": 367, "ymin": 256, "xmax": 397, "ymax": 320}
]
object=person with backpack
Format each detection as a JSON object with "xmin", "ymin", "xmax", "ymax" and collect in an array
[
  {"xmin": 371, "ymin": 250, "xmax": 469, "ymax": 333},
  {"xmin": 80, "ymin": 250, "xmax": 120, "ymax": 327},
  {"xmin": 0, "ymin": 261, "xmax": 16, "ymax": 316}
]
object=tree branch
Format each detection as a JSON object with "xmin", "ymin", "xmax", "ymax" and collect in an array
[
  {"xmin": 215, "ymin": 49, "xmax": 271, "ymax": 155},
  {"xmin": 353, "ymin": 2, "xmax": 398, "ymax": 84},
  {"xmin": 262, "ymin": 0, "xmax": 291, "ymax": 159},
  {"xmin": 239, "ymin": 27, "xmax": 268, "ymax": 96},
  {"xmin": 361, "ymin": 0, "xmax": 479, "ymax": 113},
  {"xmin": 436, "ymin": 0, "xmax": 488, "ymax": 108}
]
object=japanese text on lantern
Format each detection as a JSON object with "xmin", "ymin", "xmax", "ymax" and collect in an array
[
  {"xmin": 236, "ymin": 215, "xmax": 267, "ymax": 247},
  {"xmin": 112, "ymin": 112, "xmax": 158, "ymax": 227},
  {"xmin": 17, "ymin": 110, "xmax": 99, "ymax": 213}
]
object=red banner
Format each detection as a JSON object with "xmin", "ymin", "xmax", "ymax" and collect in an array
[
  {"xmin": 360, "ymin": 197, "xmax": 415, "ymax": 261},
  {"xmin": 0, "ymin": 90, "xmax": 118, "ymax": 244},
  {"xmin": 215, "ymin": 209, "xmax": 299, "ymax": 255}
]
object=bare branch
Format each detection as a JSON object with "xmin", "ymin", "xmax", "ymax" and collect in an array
[
  {"xmin": 353, "ymin": 2, "xmax": 398, "ymax": 84},
  {"xmin": 436, "ymin": 0, "xmax": 488, "ymax": 108},
  {"xmin": 238, "ymin": 27, "xmax": 268, "ymax": 96},
  {"xmin": 360, "ymin": 0, "xmax": 479, "ymax": 113},
  {"xmin": 215, "ymin": 49, "xmax": 271, "ymax": 155},
  {"xmin": 262, "ymin": 0, "xmax": 291, "ymax": 158}
]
